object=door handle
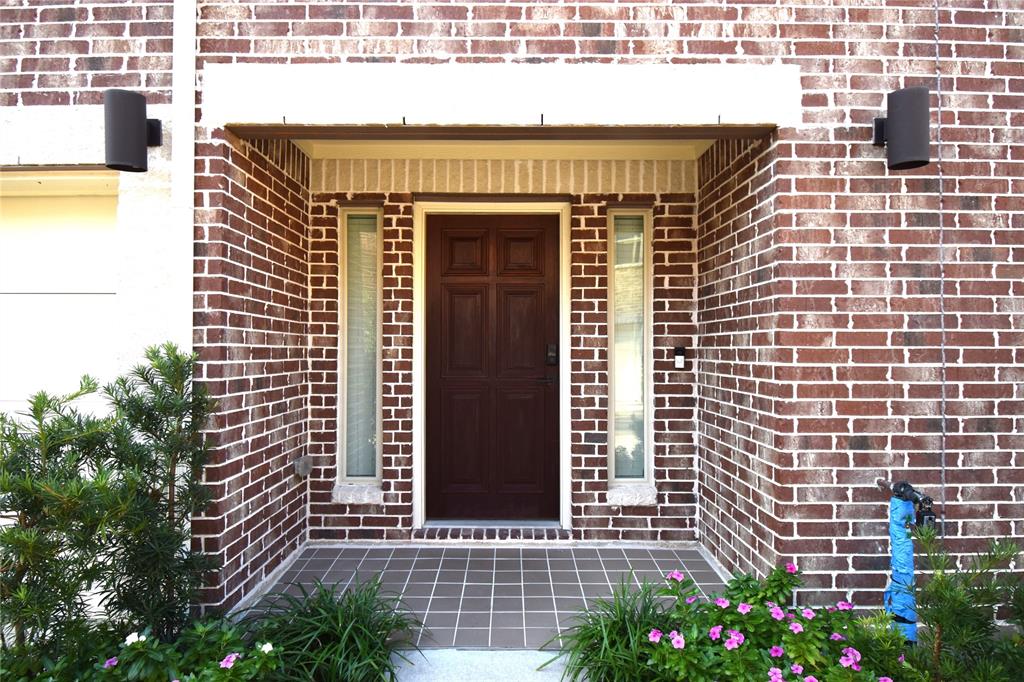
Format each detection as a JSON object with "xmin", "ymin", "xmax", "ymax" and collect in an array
[{"xmin": 545, "ymin": 343, "xmax": 558, "ymax": 366}]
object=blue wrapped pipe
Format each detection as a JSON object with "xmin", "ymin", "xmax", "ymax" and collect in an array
[{"xmin": 883, "ymin": 496, "xmax": 917, "ymax": 643}]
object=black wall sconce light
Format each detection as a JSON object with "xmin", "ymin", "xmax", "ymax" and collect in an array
[
  {"xmin": 104, "ymin": 89, "xmax": 162, "ymax": 172},
  {"xmin": 872, "ymin": 86, "xmax": 931, "ymax": 170}
]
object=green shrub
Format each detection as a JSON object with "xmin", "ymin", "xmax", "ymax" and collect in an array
[
  {"xmin": 0, "ymin": 376, "xmax": 123, "ymax": 667},
  {"xmin": 244, "ymin": 579, "xmax": 420, "ymax": 682},
  {"xmin": 899, "ymin": 529, "xmax": 1024, "ymax": 682},
  {"xmin": 0, "ymin": 344, "xmax": 214, "ymax": 672},
  {"xmin": 102, "ymin": 343, "xmax": 214, "ymax": 641}
]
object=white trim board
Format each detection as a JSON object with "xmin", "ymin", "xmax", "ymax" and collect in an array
[
  {"xmin": 202, "ymin": 63, "xmax": 802, "ymax": 129},
  {"xmin": 411, "ymin": 201, "xmax": 573, "ymax": 530}
]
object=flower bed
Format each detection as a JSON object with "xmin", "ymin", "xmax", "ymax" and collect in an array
[{"xmin": 551, "ymin": 535, "xmax": 1024, "ymax": 682}]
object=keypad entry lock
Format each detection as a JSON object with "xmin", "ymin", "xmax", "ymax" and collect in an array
[{"xmin": 545, "ymin": 343, "xmax": 558, "ymax": 366}]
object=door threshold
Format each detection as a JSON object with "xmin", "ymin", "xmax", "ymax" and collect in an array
[{"xmin": 424, "ymin": 520, "xmax": 562, "ymax": 529}]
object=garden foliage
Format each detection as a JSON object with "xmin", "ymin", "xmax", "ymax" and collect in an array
[
  {"xmin": 551, "ymin": 544, "xmax": 1022, "ymax": 682},
  {"xmin": 0, "ymin": 344, "xmax": 214, "ymax": 672},
  {"xmin": 244, "ymin": 578, "xmax": 421, "ymax": 682}
]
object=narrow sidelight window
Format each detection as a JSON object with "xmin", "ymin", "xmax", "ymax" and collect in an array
[
  {"xmin": 339, "ymin": 211, "xmax": 382, "ymax": 480},
  {"xmin": 608, "ymin": 211, "xmax": 652, "ymax": 481}
]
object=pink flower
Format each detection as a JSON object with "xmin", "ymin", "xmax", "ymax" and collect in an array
[
  {"xmin": 685, "ymin": 595, "xmax": 700, "ymax": 604},
  {"xmin": 879, "ymin": 678, "xmax": 893, "ymax": 682},
  {"xmin": 723, "ymin": 630, "xmax": 744, "ymax": 650},
  {"xmin": 220, "ymin": 653, "xmax": 242, "ymax": 669},
  {"xmin": 770, "ymin": 606, "xmax": 785, "ymax": 621},
  {"xmin": 837, "ymin": 601, "xmax": 853, "ymax": 610},
  {"xmin": 826, "ymin": 606, "xmax": 837, "ymax": 612},
  {"xmin": 791, "ymin": 664, "xmax": 804, "ymax": 674},
  {"xmin": 648, "ymin": 628, "xmax": 662, "ymax": 643},
  {"xmin": 801, "ymin": 608, "xmax": 815, "ymax": 619},
  {"xmin": 769, "ymin": 645, "xmax": 785, "ymax": 657},
  {"xmin": 898, "ymin": 654, "xmax": 906, "ymax": 663},
  {"xmin": 789, "ymin": 622, "xmax": 804, "ymax": 634},
  {"xmin": 805, "ymin": 677, "xmax": 819, "ymax": 682},
  {"xmin": 839, "ymin": 646, "xmax": 862, "ymax": 671},
  {"xmin": 768, "ymin": 668, "xmax": 784, "ymax": 682},
  {"xmin": 785, "ymin": 563, "xmax": 798, "ymax": 574},
  {"xmin": 830, "ymin": 632, "xmax": 846, "ymax": 641},
  {"xmin": 715, "ymin": 597, "xmax": 730, "ymax": 608},
  {"xmin": 103, "ymin": 657, "xmax": 118, "ymax": 669},
  {"xmin": 671, "ymin": 632, "xmax": 686, "ymax": 650},
  {"xmin": 738, "ymin": 602, "xmax": 752, "ymax": 614},
  {"xmin": 709, "ymin": 625, "xmax": 723, "ymax": 640},
  {"xmin": 667, "ymin": 570, "xmax": 686, "ymax": 582}
]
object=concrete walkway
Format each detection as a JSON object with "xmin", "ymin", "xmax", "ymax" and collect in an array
[{"xmin": 396, "ymin": 649, "xmax": 566, "ymax": 681}]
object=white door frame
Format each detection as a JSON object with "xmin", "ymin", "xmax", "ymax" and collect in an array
[{"xmin": 411, "ymin": 201, "xmax": 573, "ymax": 530}]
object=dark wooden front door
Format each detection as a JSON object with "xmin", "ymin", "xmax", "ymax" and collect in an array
[{"xmin": 426, "ymin": 213, "xmax": 559, "ymax": 520}]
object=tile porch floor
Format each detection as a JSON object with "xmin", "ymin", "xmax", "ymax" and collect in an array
[{"xmin": 270, "ymin": 544, "xmax": 728, "ymax": 650}]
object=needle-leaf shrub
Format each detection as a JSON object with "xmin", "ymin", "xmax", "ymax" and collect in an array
[{"xmin": 0, "ymin": 344, "xmax": 214, "ymax": 673}]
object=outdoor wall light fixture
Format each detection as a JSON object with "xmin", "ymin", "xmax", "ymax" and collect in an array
[
  {"xmin": 104, "ymin": 89, "xmax": 162, "ymax": 172},
  {"xmin": 872, "ymin": 86, "xmax": 931, "ymax": 170}
]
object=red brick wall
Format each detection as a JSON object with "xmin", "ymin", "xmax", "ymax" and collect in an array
[
  {"xmin": 305, "ymin": 191, "xmax": 700, "ymax": 543},
  {"xmin": 696, "ymin": 136, "xmax": 783, "ymax": 578},
  {"xmin": 1, "ymin": 1, "xmax": 173, "ymax": 107},
  {"xmin": 192, "ymin": 133, "xmax": 311, "ymax": 609}
]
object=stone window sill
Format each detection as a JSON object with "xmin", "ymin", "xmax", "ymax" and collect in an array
[
  {"xmin": 607, "ymin": 483, "xmax": 658, "ymax": 507},
  {"xmin": 332, "ymin": 483, "xmax": 384, "ymax": 505}
]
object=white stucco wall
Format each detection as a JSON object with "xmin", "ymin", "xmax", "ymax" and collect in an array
[{"xmin": 0, "ymin": 105, "xmax": 192, "ymax": 414}]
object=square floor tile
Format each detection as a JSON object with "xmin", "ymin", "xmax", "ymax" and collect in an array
[
  {"xmin": 492, "ymin": 611, "xmax": 524, "ymax": 628},
  {"xmin": 458, "ymin": 611, "xmax": 490, "ymax": 628},
  {"xmin": 424, "ymin": 612, "xmax": 459, "ymax": 627},
  {"xmin": 403, "ymin": 596, "xmax": 432, "ymax": 611},
  {"xmin": 491, "ymin": 627, "xmax": 525, "ymax": 648},
  {"xmin": 555, "ymin": 597, "xmax": 586, "ymax": 611},
  {"xmin": 494, "ymin": 584, "xmax": 523, "ymax": 597},
  {"xmin": 420, "ymin": 628, "xmax": 455, "ymax": 647},
  {"xmin": 527, "ymin": 628, "xmax": 559, "ymax": 650},
  {"xmin": 524, "ymin": 596, "xmax": 556, "ymax": 611},
  {"xmin": 453, "ymin": 628, "xmax": 490, "ymax": 647},
  {"xmin": 492, "ymin": 596, "xmax": 522, "ymax": 611},
  {"xmin": 403, "ymin": 582, "xmax": 435, "ymax": 597},
  {"xmin": 437, "ymin": 569, "xmax": 465, "ymax": 583},
  {"xmin": 524, "ymin": 583, "xmax": 554, "ymax": 597},
  {"xmin": 460, "ymin": 597, "xmax": 491, "ymax": 612},
  {"xmin": 430, "ymin": 596, "xmax": 461, "ymax": 611},
  {"xmin": 432, "ymin": 583, "xmax": 462, "ymax": 597},
  {"xmin": 524, "ymin": 611, "xmax": 557, "ymax": 627},
  {"xmin": 463, "ymin": 584, "xmax": 491, "ymax": 598}
]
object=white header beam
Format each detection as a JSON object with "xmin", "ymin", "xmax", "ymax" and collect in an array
[{"xmin": 202, "ymin": 63, "xmax": 802, "ymax": 129}]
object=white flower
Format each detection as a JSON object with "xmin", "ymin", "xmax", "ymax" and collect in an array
[
  {"xmin": 259, "ymin": 642, "xmax": 273, "ymax": 654},
  {"xmin": 124, "ymin": 632, "xmax": 147, "ymax": 646}
]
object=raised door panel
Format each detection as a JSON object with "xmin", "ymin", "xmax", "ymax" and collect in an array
[
  {"xmin": 498, "ymin": 228, "xmax": 545, "ymax": 276},
  {"xmin": 494, "ymin": 387, "xmax": 546, "ymax": 490},
  {"xmin": 441, "ymin": 285, "xmax": 488, "ymax": 378},
  {"xmin": 442, "ymin": 229, "xmax": 488, "ymax": 276},
  {"xmin": 496, "ymin": 284, "xmax": 544, "ymax": 378},
  {"xmin": 439, "ymin": 386, "xmax": 489, "ymax": 492}
]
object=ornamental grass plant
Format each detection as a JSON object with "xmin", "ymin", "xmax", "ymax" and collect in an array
[{"xmin": 243, "ymin": 578, "xmax": 420, "ymax": 682}]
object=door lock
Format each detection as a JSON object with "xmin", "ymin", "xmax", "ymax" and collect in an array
[{"xmin": 545, "ymin": 343, "xmax": 558, "ymax": 366}]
